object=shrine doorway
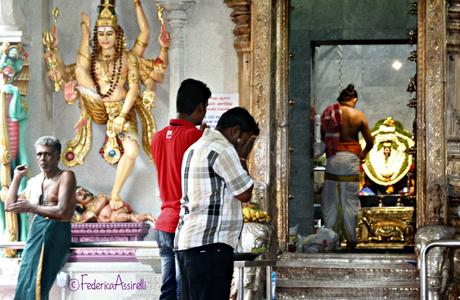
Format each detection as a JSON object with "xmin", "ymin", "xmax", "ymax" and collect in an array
[{"xmin": 245, "ymin": 0, "xmax": 445, "ymax": 253}]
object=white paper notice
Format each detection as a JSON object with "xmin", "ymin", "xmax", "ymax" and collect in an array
[{"xmin": 203, "ymin": 93, "xmax": 239, "ymax": 128}]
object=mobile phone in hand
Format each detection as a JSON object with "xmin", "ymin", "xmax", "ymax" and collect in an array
[{"xmin": 17, "ymin": 165, "xmax": 27, "ymax": 171}]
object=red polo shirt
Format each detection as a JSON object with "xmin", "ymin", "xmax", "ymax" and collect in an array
[{"xmin": 151, "ymin": 119, "xmax": 202, "ymax": 233}]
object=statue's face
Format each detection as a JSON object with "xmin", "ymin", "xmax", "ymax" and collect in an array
[
  {"xmin": 76, "ymin": 187, "xmax": 93, "ymax": 206},
  {"xmin": 97, "ymin": 26, "xmax": 116, "ymax": 50},
  {"xmin": 383, "ymin": 146, "xmax": 391, "ymax": 157},
  {"xmin": 7, "ymin": 47, "xmax": 18, "ymax": 59}
]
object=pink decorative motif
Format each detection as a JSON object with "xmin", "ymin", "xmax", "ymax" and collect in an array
[
  {"xmin": 6, "ymin": 94, "xmax": 19, "ymax": 161},
  {"xmin": 70, "ymin": 222, "xmax": 150, "ymax": 262},
  {"xmin": 8, "ymin": 120, "xmax": 18, "ymax": 161}
]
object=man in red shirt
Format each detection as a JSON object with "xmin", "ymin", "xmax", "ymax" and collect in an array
[{"xmin": 151, "ymin": 78, "xmax": 210, "ymax": 300}]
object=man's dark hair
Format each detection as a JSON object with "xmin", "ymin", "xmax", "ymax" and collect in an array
[
  {"xmin": 176, "ymin": 78, "xmax": 211, "ymax": 114},
  {"xmin": 337, "ymin": 83, "xmax": 358, "ymax": 103},
  {"xmin": 216, "ymin": 107, "xmax": 260, "ymax": 135},
  {"xmin": 34, "ymin": 136, "xmax": 62, "ymax": 155}
]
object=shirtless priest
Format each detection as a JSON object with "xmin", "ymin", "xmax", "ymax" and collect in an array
[{"xmin": 6, "ymin": 136, "xmax": 76, "ymax": 300}]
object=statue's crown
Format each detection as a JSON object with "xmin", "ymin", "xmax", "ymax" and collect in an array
[{"xmin": 96, "ymin": 0, "xmax": 118, "ymax": 27}]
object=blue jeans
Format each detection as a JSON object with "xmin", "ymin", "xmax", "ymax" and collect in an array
[{"xmin": 154, "ymin": 230, "xmax": 181, "ymax": 300}]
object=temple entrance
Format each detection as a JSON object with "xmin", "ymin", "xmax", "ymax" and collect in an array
[
  {"xmin": 286, "ymin": 0, "xmax": 418, "ymax": 252},
  {"xmin": 311, "ymin": 43, "xmax": 417, "ymax": 250},
  {"xmin": 245, "ymin": 0, "xmax": 446, "ymax": 297}
]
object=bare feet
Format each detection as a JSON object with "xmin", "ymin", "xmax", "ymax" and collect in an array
[
  {"xmin": 109, "ymin": 195, "xmax": 124, "ymax": 210},
  {"xmin": 131, "ymin": 213, "xmax": 156, "ymax": 223}
]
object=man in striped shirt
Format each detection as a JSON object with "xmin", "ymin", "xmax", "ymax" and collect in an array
[{"xmin": 175, "ymin": 107, "xmax": 260, "ymax": 300}]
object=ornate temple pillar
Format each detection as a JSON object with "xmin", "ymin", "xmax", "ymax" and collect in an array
[
  {"xmin": 224, "ymin": 0, "xmax": 251, "ymax": 109},
  {"xmin": 155, "ymin": 0, "xmax": 195, "ymax": 117},
  {"xmin": 249, "ymin": 0, "xmax": 289, "ymax": 252},
  {"xmin": 417, "ymin": 0, "xmax": 447, "ymax": 227},
  {"xmin": 273, "ymin": 0, "xmax": 289, "ymax": 251},
  {"xmin": 250, "ymin": 0, "xmax": 273, "ymax": 187}
]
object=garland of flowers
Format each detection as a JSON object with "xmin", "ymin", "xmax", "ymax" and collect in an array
[{"xmin": 363, "ymin": 117, "xmax": 414, "ymax": 186}]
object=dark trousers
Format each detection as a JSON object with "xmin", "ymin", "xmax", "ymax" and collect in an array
[
  {"xmin": 154, "ymin": 230, "xmax": 181, "ymax": 300},
  {"xmin": 176, "ymin": 243, "xmax": 234, "ymax": 300}
]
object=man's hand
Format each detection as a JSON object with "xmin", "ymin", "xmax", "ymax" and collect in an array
[
  {"xmin": 199, "ymin": 122, "xmax": 208, "ymax": 131},
  {"xmin": 6, "ymin": 199, "xmax": 33, "ymax": 213},
  {"xmin": 13, "ymin": 164, "xmax": 28, "ymax": 178},
  {"xmin": 237, "ymin": 135, "xmax": 256, "ymax": 160}
]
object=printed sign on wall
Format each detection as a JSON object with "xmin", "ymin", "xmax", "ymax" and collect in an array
[{"xmin": 203, "ymin": 93, "xmax": 239, "ymax": 128}]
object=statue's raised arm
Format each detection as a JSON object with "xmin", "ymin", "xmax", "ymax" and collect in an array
[
  {"xmin": 75, "ymin": 12, "xmax": 94, "ymax": 89},
  {"xmin": 43, "ymin": 11, "xmax": 75, "ymax": 91},
  {"xmin": 131, "ymin": 0, "xmax": 150, "ymax": 58},
  {"xmin": 131, "ymin": 0, "xmax": 169, "ymax": 109}
]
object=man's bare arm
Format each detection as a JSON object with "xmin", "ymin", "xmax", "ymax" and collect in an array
[
  {"xmin": 359, "ymin": 114, "xmax": 374, "ymax": 160},
  {"xmin": 5, "ymin": 165, "xmax": 28, "ymax": 207},
  {"xmin": 6, "ymin": 171, "xmax": 76, "ymax": 221},
  {"xmin": 235, "ymin": 185, "xmax": 254, "ymax": 203}
]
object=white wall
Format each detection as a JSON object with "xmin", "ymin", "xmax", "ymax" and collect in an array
[
  {"xmin": 23, "ymin": 0, "xmax": 55, "ymax": 175},
  {"xmin": 185, "ymin": 0, "xmax": 238, "ymax": 95},
  {"xmin": 23, "ymin": 0, "xmax": 237, "ymax": 219}
]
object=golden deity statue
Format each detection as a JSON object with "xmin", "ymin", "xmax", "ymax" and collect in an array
[
  {"xmin": 360, "ymin": 117, "xmax": 415, "ymax": 187},
  {"xmin": 42, "ymin": 0, "xmax": 169, "ymax": 209}
]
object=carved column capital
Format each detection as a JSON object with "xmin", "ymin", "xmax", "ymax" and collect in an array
[
  {"xmin": 224, "ymin": 0, "xmax": 251, "ymax": 53},
  {"xmin": 0, "ymin": 0, "xmax": 28, "ymax": 43},
  {"xmin": 154, "ymin": 0, "xmax": 195, "ymax": 117},
  {"xmin": 155, "ymin": 0, "xmax": 195, "ymax": 49}
]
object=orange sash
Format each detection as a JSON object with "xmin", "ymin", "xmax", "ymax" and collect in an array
[{"xmin": 336, "ymin": 141, "xmax": 361, "ymax": 156}]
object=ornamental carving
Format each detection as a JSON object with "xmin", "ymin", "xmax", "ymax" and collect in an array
[{"xmin": 417, "ymin": 0, "xmax": 447, "ymax": 226}]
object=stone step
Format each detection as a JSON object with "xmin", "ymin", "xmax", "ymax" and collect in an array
[
  {"xmin": 276, "ymin": 287, "xmax": 419, "ymax": 300},
  {"xmin": 274, "ymin": 252, "xmax": 419, "ymax": 300}
]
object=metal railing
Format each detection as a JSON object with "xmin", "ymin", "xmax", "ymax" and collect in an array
[{"xmin": 419, "ymin": 239, "xmax": 460, "ymax": 300}]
